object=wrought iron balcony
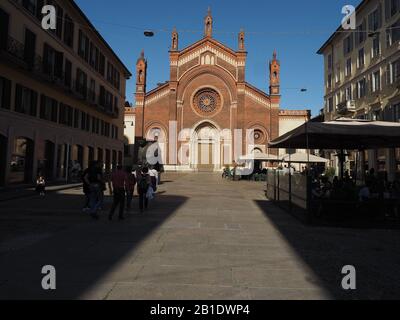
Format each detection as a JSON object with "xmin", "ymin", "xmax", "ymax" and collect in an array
[{"xmin": 336, "ymin": 100, "xmax": 356, "ymax": 115}]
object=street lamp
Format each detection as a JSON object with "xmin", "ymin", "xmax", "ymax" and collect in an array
[{"xmin": 144, "ymin": 30, "xmax": 155, "ymax": 37}]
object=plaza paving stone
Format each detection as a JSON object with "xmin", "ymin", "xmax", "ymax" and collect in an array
[{"xmin": 0, "ymin": 173, "xmax": 399, "ymax": 299}]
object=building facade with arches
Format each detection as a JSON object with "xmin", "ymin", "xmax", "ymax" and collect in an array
[{"xmin": 133, "ymin": 9, "xmax": 309, "ymax": 171}]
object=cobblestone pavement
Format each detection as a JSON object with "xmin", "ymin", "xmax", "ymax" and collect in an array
[{"xmin": 0, "ymin": 173, "xmax": 399, "ymax": 299}]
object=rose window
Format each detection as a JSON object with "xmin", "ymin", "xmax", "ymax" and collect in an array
[{"xmin": 193, "ymin": 89, "xmax": 221, "ymax": 115}]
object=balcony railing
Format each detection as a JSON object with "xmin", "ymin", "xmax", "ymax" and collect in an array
[
  {"xmin": 336, "ymin": 100, "xmax": 356, "ymax": 115},
  {"xmin": 2, "ymin": 35, "xmax": 120, "ymax": 119}
]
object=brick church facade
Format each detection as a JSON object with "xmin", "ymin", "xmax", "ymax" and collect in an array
[{"xmin": 133, "ymin": 9, "xmax": 309, "ymax": 171}]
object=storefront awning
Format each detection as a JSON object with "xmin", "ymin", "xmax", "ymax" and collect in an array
[{"xmin": 269, "ymin": 118, "xmax": 400, "ymax": 150}]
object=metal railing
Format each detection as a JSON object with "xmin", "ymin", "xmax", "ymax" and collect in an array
[{"xmin": 2, "ymin": 35, "xmax": 120, "ymax": 119}]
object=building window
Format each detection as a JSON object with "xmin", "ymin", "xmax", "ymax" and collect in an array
[
  {"xmin": 105, "ymin": 91, "xmax": 113, "ymax": 112},
  {"xmin": 357, "ymin": 20, "xmax": 367, "ymax": 45},
  {"xmin": 22, "ymin": 0, "xmax": 38, "ymax": 16},
  {"xmin": 327, "ymin": 74, "xmax": 332, "ymax": 89},
  {"xmin": 81, "ymin": 111, "xmax": 87, "ymax": 130},
  {"xmin": 15, "ymin": 84, "xmax": 37, "ymax": 116},
  {"xmin": 100, "ymin": 120, "xmax": 105, "ymax": 136},
  {"xmin": 76, "ymin": 68, "xmax": 87, "ymax": 97},
  {"xmin": 335, "ymin": 67, "xmax": 340, "ymax": 83},
  {"xmin": 0, "ymin": 76, "xmax": 12, "ymax": 110},
  {"xmin": 105, "ymin": 122, "xmax": 110, "ymax": 137},
  {"xmin": 89, "ymin": 79, "xmax": 95, "ymax": 102},
  {"xmin": 346, "ymin": 86, "xmax": 352, "ymax": 101},
  {"xmin": 85, "ymin": 113, "xmax": 91, "ymax": 132},
  {"xmin": 386, "ymin": 19, "xmax": 400, "ymax": 47},
  {"xmin": 358, "ymin": 48, "xmax": 365, "ymax": 68},
  {"xmin": 327, "ymin": 54, "xmax": 333, "ymax": 70},
  {"xmin": 371, "ymin": 70, "xmax": 381, "ymax": 92},
  {"xmin": 64, "ymin": 59, "xmax": 72, "ymax": 87},
  {"xmin": 59, "ymin": 103, "xmax": 73, "ymax": 126},
  {"xmin": 357, "ymin": 78, "xmax": 367, "ymax": 98},
  {"xmin": 78, "ymin": 30, "xmax": 89, "ymax": 62},
  {"xmin": 388, "ymin": 58, "xmax": 400, "ymax": 84},
  {"xmin": 368, "ymin": 4, "xmax": 382, "ymax": 32},
  {"xmin": 335, "ymin": 92, "xmax": 341, "ymax": 108},
  {"xmin": 89, "ymin": 42, "xmax": 99, "ymax": 70},
  {"xmin": 63, "ymin": 14, "xmax": 74, "ymax": 48},
  {"xmin": 55, "ymin": 4, "xmax": 63, "ymax": 39},
  {"xmin": 385, "ymin": 0, "xmax": 400, "ymax": 20},
  {"xmin": 43, "ymin": 43, "xmax": 63, "ymax": 79},
  {"xmin": 372, "ymin": 37, "xmax": 380, "ymax": 58},
  {"xmin": 73, "ymin": 109, "xmax": 80, "ymax": 128},
  {"xmin": 0, "ymin": 8, "xmax": 9, "ymax": 50},
  {"xmin": 91, "ymin": 117, "xmax": 97, "ymax": 134},
  {"xmin": 95, "ymin": 118, "xmax": 100, "ymax": 134},
  {"xmin": 107, "ymin": 62, "xmax": 121, "ymax": 89},
  {"xmin": 39, "ymin": 95, "xmax": 58, "ymax": 122},
  {"xmin": 343, "ymin": 34, "xmax": 353, "ymax": 55},
  {"xmin": 24, "ymin": 28, "xmax": 36, "ymax": 67},
  {"xmin": 99, "ymin": 53, "xmax": 105, "ymax": 76},
  {"xmin": 345, "ymin": 58, "xmax": 352, "ymax": 76},
  {"xmin": 327, "ymin": 97, "xmax": 333, "ymax": 112}
]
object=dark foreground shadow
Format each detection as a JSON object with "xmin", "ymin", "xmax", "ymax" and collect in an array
[
  {"xmin": 0, "ymin": 192, "xmax": 187, "ymax": 299},
  {"xmin": 254, "ymin": 200, "xmax": 400, "ymax": 299}
]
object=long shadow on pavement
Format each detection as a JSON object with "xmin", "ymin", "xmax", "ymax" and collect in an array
[
  {"xmin": 0, "ymin": 193, "xmax": 187, "ymax": 299},
  {"xmin": 254, "ymin": 200, "xmax": 400, "ymax": 300}
]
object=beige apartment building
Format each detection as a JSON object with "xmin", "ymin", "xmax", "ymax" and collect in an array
[
  {"xmin": 0, "ymin": 0, "xmax": 131, "ymax": 186},
  {"xmin": 318, "ymin": 0, "xmax": 400, "ymax": 180}
]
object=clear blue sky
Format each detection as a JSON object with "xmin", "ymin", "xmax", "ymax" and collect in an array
[{"xmin": 75, "ymin": 0, "xmax": 362, "ymax": 116}]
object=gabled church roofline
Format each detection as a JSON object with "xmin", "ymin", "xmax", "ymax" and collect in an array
[
  {"xmin": 145, "ymin": 81, "xmax": 170, "ymax": 97},
  {"xmin": 176, "ymin": 37, "xmax": 242, "ymax": 58},
  {"xmin": 244, "ymin": 82, "xmax": 271, "ymax": 100}
]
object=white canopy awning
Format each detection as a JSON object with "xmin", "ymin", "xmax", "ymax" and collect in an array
[
  {"xmin": 239, "ymin": 153, "xmax": 281, "ymax": 161},
  {"xmin": 281, "ymin": 152, "xmax": 329, "ymax": 163}
]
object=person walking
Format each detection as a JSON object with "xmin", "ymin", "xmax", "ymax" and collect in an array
[
  {"xmin": 81, "ymin": 165, "xmax": 91, "ymax": 211},
  {"xmin": 137, "ymin": 166, "xmax": 151, "ymax": 212},
  {"xmin": 108, "ymin": 165, "xmax": 128, "ymax": 220},
  {"xmin": 83, "ymin": 161, "xmax": 102, "ymax": 219},
  {"xmin": 149, "ymin": 166, "xmax": 158, "ymax": 192},
  {"xmin": 126, "ymin": 166, "xmax": 136, "ymax": 211},
  {"xmin": 36, "ymin": 173, "xmax": 46, "ymax": 196}
]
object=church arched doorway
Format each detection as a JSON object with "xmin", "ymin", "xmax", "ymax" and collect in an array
[{"xmin": 191, "ymin": 122, "xmax": 221, "ymax": 172}]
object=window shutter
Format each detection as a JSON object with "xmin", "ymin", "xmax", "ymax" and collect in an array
[
  {"xmin": 100, "ymin": 86, "xmax": 105, "ymax": 106},
  {"xmin": 40, "ymin": 94, "xmax": 46, "ymax": 119},
  {"xmin": 52, "ymin": 99, "xmax": 58, "ymax": 122},
  {"xmin": 78, "ymin": 30, "xmax": 84, "ymax": 57},
  {"xmin": 30, "ymin": 90, "xmax": 37, "ymax": 116},
  {"xmin": 54, "ymin": 51, "xmax": 63, "ymax": 78},
  {"xmin": 85, "ymin": 37, "xmax": 89, "ymax": 62},
  {"xmin": 43, "ymin": 43, "xmax": 50, "ymax": 74},
  {"xmin": 15, "ymin": 84, "xmax": 22, "ymax": 112}
]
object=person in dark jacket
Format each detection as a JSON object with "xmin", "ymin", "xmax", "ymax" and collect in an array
[{"xmin": 137, "ymin": 166, "xmax": 151, "ymax": 212}]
